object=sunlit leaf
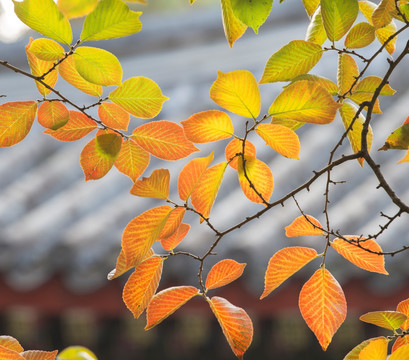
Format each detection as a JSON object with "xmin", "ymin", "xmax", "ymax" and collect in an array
[
  {"xmin": 123, "ymin": 256, "xmax": 163, "ymax": 319},
  {"xmin": 209, "ymin": 296, "xmax": 253, "ymax": 359},
  {"xmin": 338, "ymin": 53, "xmax": 359, "ymax": 95},
  {"xmin": 360, "ymin": 311, "xmax": 407, "ymax": 330},
  {"xmin": 178, "ymin": 152, "xmax": 214, "ymax": 201},
  {"xmin": 0, "ymin": 346, "xmax": 24, "ymax": 360},
  {"xmin": 80, "ymin": 133, "xmax": 122, "ymax": 180},
  {"xmin": 331, "ymin": 237, "xmax": 388, "ymax": 274},
  {"xmin": 348, "ymin": 93, "xmax": 382, "ymax": 114},
  {"xmin": 372, "ymin": 0, "xmax": 395, "ymax": 28},
  {"xmin": 343, "ymin": 337, "xmax": 386, "ymax": 360},
  {"xmin": 354, "ymin": 76, "xmax": 396, "ymax": 96},
  {"xmin": 375, "ymin": 20, "xmax": 397, "ymax": 55},
  {"xmin": 0, "ymin": 336, "xmax": 24, "ymax": 353},
  {"xmin": 305, "ymin": 7, "xmax": 327, "ymax": 45},
  {"xmin": 320, "ymin": 0, "xmax": 358, "ymax": 42},
  {"xmin": 81, "ymin": 0, "xmax": 142, "ymax": 41},
  {"xmin": 74, "ymin": 46, "xmax": 122, "ymax": 86},
  {"xmin": 0, "ymin": 101, "xmax": 37, "ymax": 147},
  {"xmin": 181, "ymin": 110, "xmax": 234, "ymax": 143},
  {"xmin": 380, "ymin": 123, "xmax": 409, "ymax": 150},
  {"xmin": 58, "ymin": 346, "xmax": 97, "ymax": 360},
  {"xmin": 37, "ymin": 101, "xmax": 69, "ymax": 130},
  {"xmin": 221, "ymin": 0, "xmax": 247, "ymax": 47},
  {"xmin": 57, "ymin": 0, "xmax": 98, "ymax": 19},
  {"xmin": 269, "ymin": 80, "xmax": 341, "ymax": 124},
  {"xmin": 301, "ymin": 0, "xmax": 320, "ymax": 16},
  {"xmin": 230, "ymin": 0, "xmax": 273, "ymax": 34},
  {"xmin": 260, "ymin": 247, "xmax": 318, "ymax": 299},
  {"xmin": 28, "ymin": 38, "xmax": 65, "ymax": 61},
  {"xmin": 20, "ymin": 350, "xmax": 58, "ymax": 360},
  {"xmin": 339, "ymin": 102, "xmax": 373, "ymax": 166},
  {"xmin": 160, "ymin": 223, "xmax": 190, "ymax": 251},
  {"xmin": 389, "ymin": 344, "xmax": 409, "ymax": 359},
  {"xmin": 287, "ymin": 74, "xmax": 338, "ymax": 95},
  {"xmin": 392, "ymin": 335, "xmax": 409, "ymax": 353},
  {"xmin": 358, "ymin": 338, "xmax": 388, "ymax": 360},
  {"xmin": 256, "ymin": 123, "xmax": 300, "ymax": 159},
  {"xmin": 109, "ymin": 77, "xmax": 169, "ymax": 118},
  {"xmin": 398, "ymin": 149, "xmax": 409, "ymax": 164},
  {"xmin": 299, "ymin": 267, "xmax": 347, "ymax": 351},
  {"xmin": 397, "ymin": 298, "xmax": 409, "ymax": 330},
  {"xmin": 359, "ymin": 1, "xmax": 377, "ymax": 24},
  {"xmin": 130, "ymin": 169, "xmax": 170, "ymax": 199},
  {"xmin": 206, "ymin": 259, "xmax": 246, "ymax": 290},
  {"xmin": 114, "ymin": 139, "xmax": 150, "ymax": 181},
  {"xmin": 13, "ymin": 0, "xmax": 72, "ymax": 45},
  {"xmin": 260, "ymin": 40, "xmax": 323, "ymax": 83},
  {"xmin": 191, "ymin": 162, "xmax": 227, "ymax": 220},
  {"xmin": 271, "ymin": 117, "xmax": 304, "ymax": 131},
  {"xmin": 44, "ymin": 110, "xmax": 97, "ymax": 141},
  {"xmin": 25, "ymin": 38, "xmax": 58, "ymax": 96},
  {"xmin": 145, "ymin": 286, "xmax": 199, "ymax": 330},
  {"xmin": 344, "ymin": 22, "xmax": 375, "ymax": 49},
  {"xmin": 210, "ymin": 70, "xmax": 260, "ymax": 118},
  {"xmin": 98, "ymin": 103, "xmax": 130, "ymax": 131},
  {"xmin": 285, "ymin": 214, "xmax": 324, "ymax": 236},
  {"xmin": 225, "ymin": 138, "xmax": 256, "ymax": 170},
  {"xmin": 158, "ymin": 207, "xmax": 186, "ymax": 239}
]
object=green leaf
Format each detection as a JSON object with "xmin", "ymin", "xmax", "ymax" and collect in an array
[
  {"xmin": 74, "ymin": 46, "xmax": 123, "ymax": 86},
  {"xmin": 380, "ymin": 123, "xmax": 409, "ymax": 150},
  {"xmin": 344, "ymin": 22, "xmax": 375, "ymax": 49},
  {"xmin": 81, "ymin": 0, "xmax": 142, "ymax": 41},
  {"xmin": 259, "ymin": 40, "xmax": 323, "ymax": 83},
  {"xmin": 109, "ymin": 77, "xmax": 169, "ymax": 119},
  {"xmin": 360, "ymin": 311, "xmax": 408, "ymax": 330},
  {"xmin": 58, "ymin": 346, "xmax": 98, "ymax": 360},
  {"xmin": 221, "ymin": 0, "xmax": 248, "ymax": 48},
  {"xmin": 230, "ymin": 0, "xmax": 273, "ymax": 34},
  {"xmin": 13, "ymin": 0, "xmax": 72, "ymax": 45},
  {"xmin": 321, "ymin": 0, "xmax": 359, "ymax": 42},
  {"xmin": 305, "ymin": 7, "xmax": 327, "ymax": 45}
]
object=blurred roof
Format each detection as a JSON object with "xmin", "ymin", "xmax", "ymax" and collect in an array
[{"xmin": 1, "ymin": 4, "xmax": 409, "ymax": 295}]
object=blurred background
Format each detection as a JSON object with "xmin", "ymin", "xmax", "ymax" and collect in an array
[{"xmin": 1, "ymin": 0, "xmax": 409, "ymax": 359}]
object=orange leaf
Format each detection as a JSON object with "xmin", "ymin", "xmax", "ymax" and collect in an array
[
  {"xmin": 221, "ymin": 0, "xmax": 247, "ymax": 47},
  {"xmin": 285, "ymin": 215, "xmax": 324, "ymax": 237},
  {"xmin": 145, "ymin": 286, "xmax": 199, "ymax": 330},
  {"xmin": 25, "ymin": 38, "xmax": 58, "ymax": 96},
  {"xmin": 392, "ymin": 335, "xmax": 409, "ymax": 353},
  {"xmin": 114, "ymin": 139, "xmax": 150, "ymax": 182},
  {"xmin": 158, "ymin": 207, "xmax": 186, "ymax": 239},
  {"xmin": 209, "ymin": 296, "xmax": 253, "ymax": 359},
  {"xmin": 181, "ymin": 110, "xmax": 234, "ymax": 143},
  {"xmin": 260, "ymin": 246, "xmax": 318, "ymax": 299},
  {"xmin": 160, "ymin": 223, "xmax": 190, "ymax": 251},
  {"xmin": 225, "ymin": 138, "xmax": 256, "ymax": 170},
  {"xmin": 0, "ymin": 346, "xmax": 25, "ymax": 360},
  {"xmin": 343, "ymin": 336, "xmax": 386, "ymax": 360},
  {"xmin": 132, "ymin": 120, "xmax": 199, "ymax": 160},
  {"xmin": 256, "ymin": 123, "xmax": 300, "ymax": 159},
  {"xmin": 299, "ymin": 267, "xmax": 347, "ymax": 350},
  {"xmin": 191, "ymin": 162, "xmax": 227, "ymax": 220},
  {"xmin": 331, "ymin": 237, "xmax": 388, "ymax": 275},
  {"xmin": 107, "ymin": 248, "xmax": 128, "ymax": 280},
  {"xmin": 123, "ymin": 256, "xmax": 164, "ymax": 319},
  {"xmin": 359, "ymin": 311, "xmax": 407, "ymax": 330},
  {"xmin": 238, "ymin": 156, "xmax": 273, "ymax": 204},
  {"xmin": 44, "ymin": 111, "xmax": 97, "ymax": 142},
  {"xmin": 358, "ymin": 337, "xmax": 388, "ymax": 360},
  {"xmin": 210, "ymin": 70, "xmax": 260, "ymax": 118},
  {"xmin": 37, "ymin": 101, "xmax": 69, "ymax": 130},
  {"xmin": 0, "ymin": 101, "xmax": 37, "ymax": 147},
  {"xmin": 121, "ymin": 206, "xmax": 172, "ymax": 270},
  {"xmin": 98, "ymin": 103, "xmax": 130, "ymax": 131},
  {"xmin": 397, "ymin": 298, "xmax": 409, "ymax": 330},
  {"xmin": 130, "ymin": 169, "xmax": 170, "ymax": 199},
  {"xmin": 338, "ymin": 53, "xmax": 359, "ymax": 95},
  {"xmin": 0, "ymin": 336, "xmax": 23, "ymax": 353},
  {"xmin": 389, "ymin": 344, "xmax": 409, "ymax": 359},
  {"xmin": 178, "ymin": 152, "xmax": 214, "ymax": 201},
  {"xmin": 80, "ymin": 133, "xmax": 122, "ymax": 181},
  {"xmin": 205, "ymin": 259, "xmax": 246, "ymax": 290},
  {"xmin": 21, "ymin": 350, "xmax": 58, "ymax": 360}
]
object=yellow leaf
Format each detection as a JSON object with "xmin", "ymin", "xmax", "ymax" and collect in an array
[
  {"xmin": 344, "ymin": 337, "xmax": 386, "ymax": 360},
  {"xmin": 389, "ymin": 344, "xmax": 409, "ymax": 359},
  {"xmin": 28, "ymin": 38, "xmax": 65, "ymax": 61},
  {"xmin": 375, "ymin": 21, "xmax": 397, "ymax": 54},
  {"xmin": 57, "ymin": 0, "xmax": 98, "ymax": 19},
  {"xmin": 285, "ymin": 214, "xmax": 324, "ymax": 236},
  {"xmin": 372, "ymin": 0, "xmax": 395, "ymax": 28},
  {"xmin": 301, "ymin": 0, "xmax": 320, "ymax": 16},
  {"xmin": 220, "ymin": 0, "xmax": 247, "ymax": 47},
  {"xmin": 344, "ymin": 22, "xmax": 376, "ymax": 49},
  {"xmin": 130, "ymin": 169, "xmax": 170, "ymax": 199},
  {"xmin": 358, "ymin": 338, "xmax": 388, "ymax": 360},
  {"xmin": 398, "ymin": 149, "xmax": 409, "ymax": 164},
  {"xmin": 286, "ymin": 74, "xmax": 339, "ymax": 95},
  {"xmin": 360, "ymin": 311, "xmax": 408, "ymax": 330},
  {"xmin": 354, "ymin": 76, "xmax": 396, "ymax": 96},
  {"xmin": 210, "ymin": 70, "xmax": 261, "ymax": 118},
  {"xmin": 225, "ymin": 138, "xmax": 256, "ymax": 170},
  {"xmin": 338, "ymin": 53, "xmax": 359, "ymax": 95},
  {"xmin": 392, "ymin": 336, "xmax": 409, "ymax": 353},
  {"xmin": 305, "ymin": 7, "xmax": 327, "ymax": 45}
]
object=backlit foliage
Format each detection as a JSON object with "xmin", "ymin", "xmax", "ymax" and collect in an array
[{"xmin": 1, "ymin": 0, "xmax": 409, "ymax": 358}]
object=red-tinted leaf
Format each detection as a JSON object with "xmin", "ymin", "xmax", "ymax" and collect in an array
[
  {"xmin": 299, "ymin": 268, "xmax": 347, "ymax": 350},
  {"xmin": 389, "ymin": 344, "xmax": 409, "ymax": 359},
  {"xmin": 44, "ymin": 111, "xmax": 97, "ymax": 142},
  {"xmin": 209, "ymin": 296, "xmax": 253, "ymax": 359},
  {"xmin": 130, "ymin": 169, "xmax": 170, "ymax": 199},
  {"xmin": 392, "ymin": 335, "xmax": 409, "ymax": 353},
  {"xmin": 285, "ymin": 215, "xmax": 324, "ymax": 237},
  {"xmin": 0, "ymin": 101, "xmax": 37, "ymax": 147},
  {"xmin": 160, "ymin": 223, "xmax": 190, "ymax": 251},
  {"xmin": 123, "ymin": 256, "xmax": 164, "ymax": 319},
  {"xmin": 37, "ymin": 101, "xmax": 69, "ymax": 130},
  {"xmin": 206, "ymin": 259, "xmax": 246, "ymax": 290},
  {"xmin": 145, "ymin": 286, "xmax": 199, "ymax": 330},
  {"xmin": 225, "ymin": 138, "xmax": 256, "ymax": 170},
  {"xmin": 261, "ymin": 247, "xmax": 318, "ymax": 299},
  {"xmin": 132, "ymin": 120, "xmax": 199, "ymax": 160},
  {"xmin": 21, "ymin": 350, "xmax": 58, "ymax": 360},
  {"xmin": 331, "ymin": 237, "xmax": 388, "ymax": 275},
  {"xmin": 359, "ymin": 311, "xmax": 407, "ymax": 330},
  {"xmin": 158, "ymin": 207, "xmax": 186, "ymax": 239},
  {"xmin": 98, "ymin": 102, "xmax": 130, "ymax": 131},
  {"xmin": 0, "ymin": 336, "xmax": 23, "ymax": 353},
  {"xmin": 397, "ymin": 298, "xmax": 409, "ymax": 330}
]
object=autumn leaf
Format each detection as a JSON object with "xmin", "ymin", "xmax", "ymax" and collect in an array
[
  {"xmin": 158, "ymin": 207, "xmax": 186, "ymax": 240},
  {"xmin": 359, "ymin": 311, "xmax": 408, "ymax": 330},
  {"xmin": 358, "ymin": 337, "xmax": 388, "ymax": 360},
  {"xmin": 0, "ymin": 336, "xmax": 24, "ymax": 353},
  {"xmin": 338, "ymin": 53, "xmax": 359, "ymax": 95},
  {"xmin": 160, "ymin": 223, "xmax": 190, "ymax": 251},
  {"xmin": 286, "ymin": 74, "xmax": 338, "ymax": 95},
  {"xmin": 343, "ymin": 337, "xmax": 386, "ymax": 360},
  {"xmin": 331, "ymin": 237, "xmax": 388, "ymax": 274},
  {"xmin": 260, "ymin": 247, "xmax": 318, "ymax": 299},
  {"xmin": 225, "ymin": 139, "xmax": 256, "ymax": 170},
  {"xmin": 130, "ymin": 169, "xmax": 170, "ymax": 199},
  {"xmin": 20, "ymin": 350, "xmax": 58, "ymax": 360},
  {"xmin": 299, "ymin": 267, "xmax": 347, "ymax": 350},
  {"xmin": 98, "ymin": 102, "xmax": 130, "ymax": 131},
  {"xmin": 380, "ymin": 123, "xmax": 409, "ymax": 150},
  {"xmin": 389, "ymin": 344, "xmax": 409, "ymax": 359},
  {"xmin": 57, "ymin": 0, "xmax": 98, "ymax": 19},
  {"xmin": 220, "ymin": 0, "xmax": 247, "ymax": 47},
  {"xmin": 0, "ymin": 101, "xmax": 37, "ymax": 147},
  {"xmin": 344, "ymin": 22, "xmax": 375, "ymax": 49},
  {"xmin": 57, "ymin": 346, "xmax": 97, "ymax": 360},
  {"xmin": 285, "ymin": 215, "xmax": 324, "ymax": 237},
  {"xmin": 354, "ymin": 76, "xmax": 396, "ymax": 96},
  {"xmin": 372, "ymin": 0, "xmax": 395, "ymax": 28},
  {"xmin": 181, "ymin": 110, "xmax": 234, "ymax": 143},
  {"xmin": 205, "ymin": 259, "xmax": 246, "ymax": 290},
  {"xmin": 37, "ymin": 101, "xmax": 69, "ymax": 130},
  {"xmin": 132, "ymin": 120, "xmax": 199, "ymax": 160},
  {"xmin": 209, "ymin": 296, "xmax": 253, "ymax": 359},
  {"xmin": 145, "ymin": 286, "xmax": 199, "ymax": 330},
  {"xmin": 392, "ymin": 335, "xmax": 409, "ymax": 353},
  {"xmin": 123, "ymin": 256, "xmax": 163, "ymax": 319},
  {"xmin": 28, "ymin": 38, "xmax": 65, "ymax": 61},
  {"xmin": 397, "ymin": 298, "xmax": 409, "ymax": 330},
  {"xmin": 210, "ymin": 70, "xmax": 261, "ymax": 118},
  {"xmin": 305, "ymin": 7, "xmax": 327, "ymax": 45},
  {"xmin": 0, "ymin": 346, "xmax": 25, "ymax": 360},
  {"xmin": 230, "ymin": 0, "xmax": 272, "ymax": 34}
]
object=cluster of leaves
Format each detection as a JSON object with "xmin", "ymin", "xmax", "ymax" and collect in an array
[{"xmin": 1, "ymin": 0, "xmax": 409, "ymax": 359}]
